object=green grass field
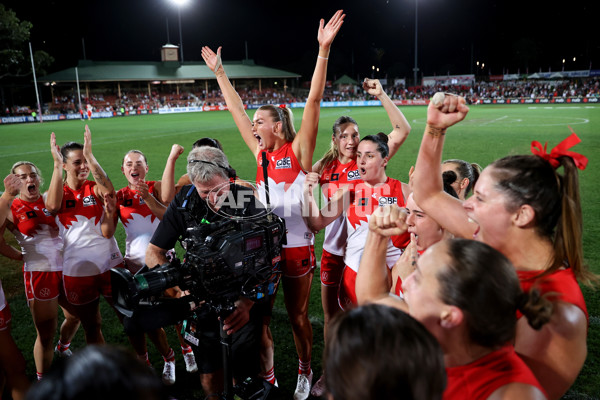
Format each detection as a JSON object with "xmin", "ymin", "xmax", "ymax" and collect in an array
[{"xmin": 1, "ymin": 104, "xmax": 599, "ymax": 399}]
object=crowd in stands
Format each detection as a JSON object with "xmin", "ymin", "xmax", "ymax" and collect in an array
[
  {"xmin": 3, "ymin": 77, "xmax": 599, "ymax": 117},
  {"xmin": 380, "ymin": 77, "xmax": 600, "ymax": 104}
]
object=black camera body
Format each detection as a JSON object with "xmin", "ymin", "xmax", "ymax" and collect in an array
[
  {"xmin": 111, "ymin": 213, "xmax": 286, "ymax": 319},
  {"xmin": 182, "ymin": 215, "xmax": 286, "ymax": 313}
]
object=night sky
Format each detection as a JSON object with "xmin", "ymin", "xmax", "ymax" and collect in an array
[{"xmin": 4, "ymin": 0, "xmax": 600, "ymax": 82}]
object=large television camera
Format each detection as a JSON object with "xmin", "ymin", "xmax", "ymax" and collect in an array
[{"xmin": 111, "ymin": 213, "xmax": 286, "ymax": 328}]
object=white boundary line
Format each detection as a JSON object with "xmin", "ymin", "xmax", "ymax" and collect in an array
[{"xmin": 480, "ymin": 115, "xmax": 508, "ymax": 126}]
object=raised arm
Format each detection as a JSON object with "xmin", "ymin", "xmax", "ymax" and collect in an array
[
  {"xmin": 355, "ymin": 205, "xmax": 409, "ymax": 311},
  {"xmin": 201, "ymin": 46, "xmax": 257, "ymax": 156},
  {"xmin": 157, "ymin": 144, "xmax": 184, "ymax": 205},
  {"xmin": 412, "ymin": 93, "xmax": 475, "ymax": 239},
  {"xmin": 302, "ymin": 172, "xmax": 350, "ymax": 232},
  {"xmin": 292, "ymin": 10, "xmax": 345, "ymax": 170},
  {"xmin": 0, "ymin": 176, "xmax": 23, "ymax": 260},
  {"xmin": 100, "ymin": 192, "xmax": 118, "ymax": 239},
  {"xmin": 83, "ymin": 125, "xmax": 115, "ymax": 202},
  {"xmin": 45, "ymin": 132, "xmax": 64, "ymax": 214},
  {"xmin": 363, "ymin": 78, "xmax": 411, "ymax": 159},
  {"xmin": 0, "ymin": 174, "xmax": 20, "ymax": 227}
]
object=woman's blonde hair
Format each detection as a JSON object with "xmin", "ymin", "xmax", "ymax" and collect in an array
[
  {"xmin": 258, "ymin": 105, "xmax": 296, "ymax": 142},
  {"xmin": 317, "ymin": 116, "xmax": 358, "ymax": 174},
  {"xmin": 11, "ymin": 161, "xmax": 43, "ymax": 187}
]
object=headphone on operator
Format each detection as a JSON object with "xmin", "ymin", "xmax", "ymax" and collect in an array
[
  {"xmin": 180, "ymin": 159, "xmax": 239, "ymax": 223},
  {"xmin": 188, "ymin": 159, "xmax": 237, "ymax": 180}
]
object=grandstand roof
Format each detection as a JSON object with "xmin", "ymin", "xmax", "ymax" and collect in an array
[
  {"xmin": 334, "ymin": 74, "xmax": 358, "ymax": 85},
  {"xmin": 38, "ymin": 59, "xmax": 301, "ymax": 83}
]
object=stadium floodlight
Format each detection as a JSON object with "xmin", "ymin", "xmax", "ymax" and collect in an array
[
  {"xmin": 171, "ymin": 0, "xmax": 190, "ymax": 62},
  {"xmin": 413, "ymin": 0, "xmax": 419, "ymax": 87}
]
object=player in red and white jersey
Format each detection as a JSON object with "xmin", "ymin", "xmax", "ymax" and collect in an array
[
  {"xmin": 308, "ymin": 77, "xmax": 412, "ymax": 396},
  {"xmin": 201, "ymin": 11, "xmax": 345, "ymax": 397},
  {"xmin": 410, "ymin": 94, "xmax": 594, "ymax": 399},
  {"xmin": 0, "ymin": 162, "xmax": 80, "ymax": 380},
  {"xmin": 118, "ymin": 146, "xmax": 182, "ymax": 270},
  {"xmin": 117, "ymin": 146, "xmax": 198, "ymax": 384},
  {"xmin": 356, "ymin": 215, "xmax": 549, "ymax": 400},
  {"xmin": 0, "ymin": 278, "xmax": 30, "ymax": 400},
  {"xmin": 255, "ymin": 141, "xmax": 313, "ymax": 249},
  {"xmin": 304, "ymin": 134, "xmax": 410, "ymax": 311},
  {"xmin": 309, "ymin": 80, "xmax": 411, "ymax": 394},
  {"xmin": 341, "ymin": 138, "xmax": 409, "ymax": 309},
  {"xmin": 46, "ymin": 126, "xmax": 122, "ymax": 345},
  {"xmin": 342, "ymin": 175, "xmax": 408, "ymax": 304}
]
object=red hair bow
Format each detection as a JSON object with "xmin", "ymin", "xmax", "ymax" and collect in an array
[
  {"xmin": 278, "ymin": 104, "xmax": 286, "ymax": 109},
  {"xmin": 530, "ymin": 127, "xmax": 588, "ymax": 170}
]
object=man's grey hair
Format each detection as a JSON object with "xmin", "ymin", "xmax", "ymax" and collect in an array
[{"xmin": 187, "ymin": 146, "xmax": 230, "ymax": 184}]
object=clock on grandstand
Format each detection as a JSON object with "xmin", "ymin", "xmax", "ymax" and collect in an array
[{"xmin": 161, "ymin": 44, "xmax": 180, "ymax": 62}]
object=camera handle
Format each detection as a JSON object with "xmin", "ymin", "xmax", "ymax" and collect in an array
[{"xmin": 219, "ymin": 316, "xmax": 235, "ymax": 400}]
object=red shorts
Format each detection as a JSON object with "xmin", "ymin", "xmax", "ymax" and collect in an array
[
  {"xmin": 0, "ymin": 304, "xmax": 11, "ymax": 331},
  {"xmin": 338, "ymin": 266, "xmax": 358, "ymax": 311},
  {"xmin": 63, "ymin": 270, "xmax": 113, "ymax": 305},
  {"xmin": 24, "ymin": 271, "xmax": 62, "ymax": 301},
  {"xmin": 320, "ymin": 249, "xmax": 344, "ymax": 286},
  {"xmin": 281, "ymin": 245, "xmax": 315, "ymax": 278}
]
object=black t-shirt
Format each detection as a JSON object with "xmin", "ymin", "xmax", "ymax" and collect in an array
[
  {"xmin": 150, "ymin": 183, "xmax": 265, "ymax": 251},
  {"xmin": 147, "ymin": 183, "xmax": 268, "ymax": 377}
]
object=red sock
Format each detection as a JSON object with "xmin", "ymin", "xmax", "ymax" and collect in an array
[
  {"xmin": 36, "ymin": 372, "xmax": 43, "ymax": 381},
  {"xmin": 262, "ymin": 366, "xmax": 276, "ymax": 384},
  {"xmin": 138, "ymin": 352, "xmax": 151, "ymax": 366},
  {"xmin": 163, "ymin": 348, "xmax": 175, "ymax": 363},
  {"xmin": 298, "ymin": 359, "xmax": 311, "ymax": 375},
  {"xmin": 57, "ymin": 339, "xmax": 71, "ymax": 352},
  {"xmin": 181, "ymin": 345, "xmax": 193, "ymax": 355}
]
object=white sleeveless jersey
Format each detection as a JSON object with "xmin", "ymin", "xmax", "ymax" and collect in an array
[
  {"xmin": 256, "ymin": 142, "xmax": 314, "ymax": 248},
  {"xmin": 56, "ymin": 181, "xmax": 123, "ymax": 277},
  {"xmin": 344, "ymin": 178, "xmax": 409, "ymax": 272},
  {"xmin": 117, "ymin": 183, "xmax": 160, "ymax": 270},
  {"xmin": 319, "ymin": 158, "xmax": 361, "ymax": 256},
  {"xmin": 10, "ymin": 195, "xmax": 63, "ymax": 272}
]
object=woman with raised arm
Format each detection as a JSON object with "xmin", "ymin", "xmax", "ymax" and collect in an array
[
  {"xmin": 410, "ymin": 94, "xmax": 593, "ymax": 399},
  {"xmin": 355, "ymin": 207, "xmax": 548, "ymax": 400},
  {"xmin": 304, "ymin": 133, "xmax": 410, "ymax": 311},
  {"xmin": 46, "ymin": 126, "xmax": 123, "ymax": 345},
  {"xmin": 309, "ymin": 85, "xmax": 411, "ymax": 394},
  {"xmin": 0, "ymin": 163, "xmax": 80, "ymax": 381},
  {"xmin": 116, "ymin": 145, "xmax": 199, "ymax": 385},
  {"xmin": 201, "ymin": 10, "xmax": 344, "ymax": 399}
]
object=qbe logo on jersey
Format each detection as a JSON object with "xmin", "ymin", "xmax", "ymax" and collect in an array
[
  {"xmin": 82, "ymin": 195, "xmax": 97, "ymax": 206},
  {"xmin": 275, "ymin": 157, "xmax": 292, "ymax": 169},
  {"xmin": 378, "ymin": 197, "xmax": 397, "ymax": 206},
  {"xmin": 347, "ymin": 169, "xmax": 361, "ymax": 181}
]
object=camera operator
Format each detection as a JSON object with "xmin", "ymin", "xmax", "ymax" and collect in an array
[{"xmin": 145, "ymin": 146, "xmax": 267, "ymax": 397}]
